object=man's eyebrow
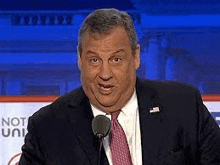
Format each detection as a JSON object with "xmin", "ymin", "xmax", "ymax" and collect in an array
[
  {"xmin": 85, "ymin": 50, "xmax": 98, "ymax": 55},
  {"xmin": 112, "ymin": 49, "xmax": 125, "ymax": 55}
]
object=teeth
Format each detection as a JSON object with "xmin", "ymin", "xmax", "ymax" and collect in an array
[
  {"xmin": 98, "ymin": 84, "xmax": 113, "ymax": 91},
  {"xmin": 101, "ymin": 86, "xmax": 111, "ymax": 91}
]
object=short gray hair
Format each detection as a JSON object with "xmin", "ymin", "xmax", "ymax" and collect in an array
[{"xmin": 77, "ymin": 8, "xmax": 138, "ymax": 55}]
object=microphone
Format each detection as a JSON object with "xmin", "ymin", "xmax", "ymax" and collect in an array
[
  {"xmin": 92, "ymin": 115, "xmax": 111, "ymax": 138},
  {"xmin": 92, "ymin": 115, "xmax": 111, "ymax": 165}
]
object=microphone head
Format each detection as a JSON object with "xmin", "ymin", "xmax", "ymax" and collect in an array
[{"xmin": 92, "ymin": 115, "xmax": 111, "ymax": 139}]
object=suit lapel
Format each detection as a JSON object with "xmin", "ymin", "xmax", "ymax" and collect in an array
[
  {"xmin": 136, "ymin": 78, "xmax": 170, "ymax": 165},
  {"xmin": 67, "ymin": 88, "xmax": 109, "ymax": 165}
]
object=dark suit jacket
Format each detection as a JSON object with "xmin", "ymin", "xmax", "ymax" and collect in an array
[{"xmin": 19, "ymin": 78, "xmax": 220, "ymax": 165}]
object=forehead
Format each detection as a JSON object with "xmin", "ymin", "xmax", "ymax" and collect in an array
[{"xmin": 81, "ymin": 27, "xmax": 131, "ymax": 52}]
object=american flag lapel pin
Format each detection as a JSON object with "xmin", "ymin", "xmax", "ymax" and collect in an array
[{"xmin": 150, "ymin": 106, "xmax": 160, "ymax": 113}]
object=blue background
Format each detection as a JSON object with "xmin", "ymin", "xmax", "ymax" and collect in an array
[{"xmin": 0, "ymin": 0, "xmax": 220, "ymax": 95}]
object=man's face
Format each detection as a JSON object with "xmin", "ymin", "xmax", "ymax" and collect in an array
[{"xmin": 78, "ymin": 27, "xmax": 140, "ymax": 113}]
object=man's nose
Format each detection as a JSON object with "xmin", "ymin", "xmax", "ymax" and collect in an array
[{"xmin": 99, "ymin": 62, "xmax": 113, "ymax": 81}]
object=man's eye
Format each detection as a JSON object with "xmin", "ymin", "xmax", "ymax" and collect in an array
[
  {"xmin": 112, "ymin": 58, "xmax": 122, "ymax": 63},
  {"xmin": 90, "ymin": 58, "xmax": 99, "ymax": 63}
]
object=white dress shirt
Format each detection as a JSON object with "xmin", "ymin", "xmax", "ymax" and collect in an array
[{"xmin": 91, "ymin": 91, "xmax": 142, "ymax": 165}]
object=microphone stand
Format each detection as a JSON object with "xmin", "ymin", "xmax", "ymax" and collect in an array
[{"xmin": 97, "ymin": 134, "xmax": 103, "ymax": 165}]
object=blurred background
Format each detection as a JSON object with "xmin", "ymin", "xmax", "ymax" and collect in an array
[{"xmin": 0, "ymin": 0, "xmax": 220, "ymax": 95}]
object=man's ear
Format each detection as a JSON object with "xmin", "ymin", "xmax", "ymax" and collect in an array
[
  {"xmin": 135, "ymin": 44, "xmax": 140, "ymax": 69},
  {"xmin": 77, "ymin": 44, "xmax": 82, "ymax": 70},
  {"xmin": 78, "ymin": 53, "xmax": 82, "ymax": 70}
]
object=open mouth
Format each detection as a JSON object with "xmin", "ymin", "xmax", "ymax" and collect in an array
[{"xmin": 97, "ymin": 83, "xmax": 115, "ymax": 91}]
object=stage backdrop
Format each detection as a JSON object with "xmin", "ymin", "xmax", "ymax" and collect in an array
[{"xmin": 0, "ymin": 95, "xmax": 220, "ymax": 165}]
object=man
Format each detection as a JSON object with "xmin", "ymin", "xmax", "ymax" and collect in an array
[{"xmin": 19, "ymin": 8, "xmax": 220, "ymax": 165}]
